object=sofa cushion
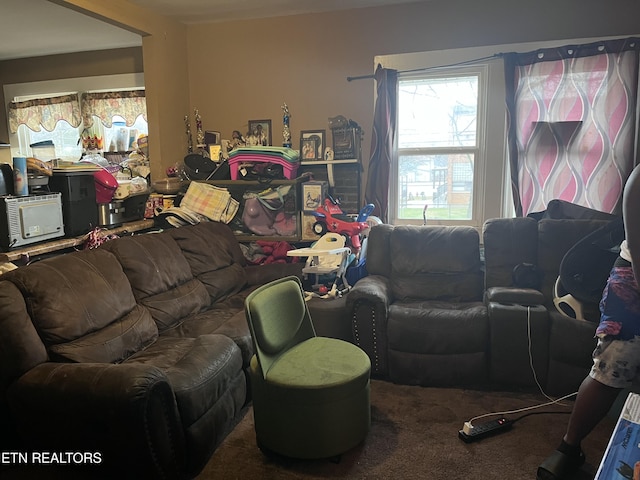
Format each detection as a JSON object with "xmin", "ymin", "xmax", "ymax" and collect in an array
[
  {"xmin": 4, "ymin": 249, "xmax": 157, "ymax": 363},
  {"xmin": 49, "ymin": 304, "xmax": 157, "ymax": 363},
  {"xmin": 482, "ymin": 217, "xmax": 538, "ymax": 289},
  {"xmin": 102, "ymin": 233, "xmax": 210, "ymax": 332},
  {"xmin": 364, "ymin": 224, "xmax": 394, "ymax": 278},
  {"xmin": 127, "ymin": 334, "xmax": 243, "ymax": 422},
  {"xmin": 386, "ymin": 300, "xmax": 489, "ymax": 387},
  {"xmin": 389, "ymin": 226, "xmax": 483, "ymax": 301},
  {"xmin": 0, "ymin": 280, "xmax": 47, "ymax": 386},
  {"xmin": 139, "ymin": 278, "xmax": 210, "ymax": 332},
  {"xmin": 387, "ymin": 301, "xmax": 488, "ymax": 354},
  {"xmin": 168, "ymin": 222, "xmax": 247, "ymax": 302},
  {"xmin": 160, "ymin": 294, "xmax": 254, "ymax": 367},
  {"xmin": 546, "ymin": 311, "xmax": 598, "ymax": 396}
]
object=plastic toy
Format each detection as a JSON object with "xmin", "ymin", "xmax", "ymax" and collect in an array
[{"xmin": 310, "ymin": 195, "xmax": 374, "ymax": 252}]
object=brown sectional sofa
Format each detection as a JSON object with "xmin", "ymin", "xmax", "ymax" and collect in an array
[
  {"xmin": 348, "ymin": 216, "xmax": 616, "ymax": 397},
  {"xmin": 0, "ymin": 209, "xmax": 619, "ymax": 478},
  {"xmin": 483, "ymin": 216, "xmax": 612, "ymax": 395},
  {"xmin": 0, "ymin": 221, "xmax": 301, "ymax": 479}
]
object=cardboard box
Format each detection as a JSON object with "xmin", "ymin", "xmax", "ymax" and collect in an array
[
  {"xmin": 302, "ymin": 181, "xmax": 327, "ymax": 212},
  {"xmin": 595, "ymin": 392, "xmax": 640, "ymax": 479}
]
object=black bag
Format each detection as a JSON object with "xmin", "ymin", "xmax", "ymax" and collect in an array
[
  {"xmin": 183, "ymin": 154, "xmax": 231, "ymax": 181},
  {"xmin": 208, "ymin": 158, "xmax": 231, "ymax": 180},
  {"xmin": 512, "ymin": 263, "xmax": 541, "ymax": 290}
]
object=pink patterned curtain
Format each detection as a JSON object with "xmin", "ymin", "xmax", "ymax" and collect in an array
[
  {"xmin": 8, "ymin": 94, "xmax": 81, "ymax": 133},
  {"xmin": 365, "ymin": 65, "xmax": 398, "ymax": 223},
  {"xmin": 81, "ymin": 90, "xmax": 147, "ymax": 128},
  {"xmin": 505, "ymin": 38, "xmax": 640, "ymax": 216}
]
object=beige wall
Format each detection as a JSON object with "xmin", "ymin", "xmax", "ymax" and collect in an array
[
  {"xmin": 50, "ymin": 0, "xmax": 190, "ymax": 180},
  {"xmin": 3, "ymin": 0, "xmax": 640, "ymax": 181},
  {"xmin": 187, "ymin": 0, "xmax": 640, "ymax": 187},
  {"xmin": 0, "ymin": 48, "xmax": 144, "ymax": 163}
]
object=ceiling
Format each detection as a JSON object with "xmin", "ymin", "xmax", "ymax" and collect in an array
[{"xmin": 0, "ymin": 0, "xmax": 424, "ymax": 61}]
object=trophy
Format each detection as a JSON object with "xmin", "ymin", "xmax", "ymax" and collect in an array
[
  {"xmin": 282, "ymin": 103, "xmax": 292, "ymax": 148},
  {"xmin": 184, "ymin": 115, "xmax": 193, "ymax": 154},
  {"xmin": 194, "ymin": 108, "xmax": 205, "ymax": 149}
]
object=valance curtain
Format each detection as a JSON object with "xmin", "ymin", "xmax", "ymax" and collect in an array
[
  {"xmin": 81, "ymin": 90, "xmax": 147, "ymax": 128},
  {"xmin": 8, "ymin": 94, "xmax": 81, "ymax": 134},
  {"xmin": 504, "ymin": 38, "xmax": 640, "ymax": 217},
  {"xmin": 364, "ymin": 65, "xmax": 398, "ymax": 223}
]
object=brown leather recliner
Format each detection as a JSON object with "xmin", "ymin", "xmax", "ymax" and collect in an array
[{"xmin": 347, "ymin": 224, "xmax": 489, "ymax": 387}]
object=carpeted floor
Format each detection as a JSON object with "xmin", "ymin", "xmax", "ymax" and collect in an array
[{"xmin": 197, "ymin": 379, "xmax": 617, "ymax": 480}]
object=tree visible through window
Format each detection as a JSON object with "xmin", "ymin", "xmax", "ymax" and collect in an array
[{"xmin": 396, "ymin": 72, "xmax": 480, "ymax": 222}]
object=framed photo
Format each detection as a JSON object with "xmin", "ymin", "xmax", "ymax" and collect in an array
[
  {"xmin": 301, "ymin": 213, "xmax": 322, "ymax": 241},
  {"xmin": 331, "ymin": 127, "xmax": 360, "ymax": 159},
  {"xmin": 300, "ymin": 130, "xmax": 326, "ymax": 161},
  {"xmin": 247, "ymin": 119, "xmax": 272, "ymax": 146}
]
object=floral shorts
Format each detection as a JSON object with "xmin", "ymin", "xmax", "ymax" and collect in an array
[{"xmin": 590, "ymin": 336, "xmax": 640, "ymax": 388}]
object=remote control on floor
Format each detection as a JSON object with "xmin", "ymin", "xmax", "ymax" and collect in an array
[{"xmin": 458, "ymin": 417, "xmax": 513, "ymax": 443}]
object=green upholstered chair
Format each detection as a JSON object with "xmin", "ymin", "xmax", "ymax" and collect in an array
[{"xmin": 245, "ymin": 275, "xmax": 371, "ymax": 459}]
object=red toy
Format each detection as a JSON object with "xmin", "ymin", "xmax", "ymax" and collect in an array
[{"xmin": 310, "ymin": 196, "xmax": 374, "ymax": 252}]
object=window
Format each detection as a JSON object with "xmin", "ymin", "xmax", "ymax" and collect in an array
[
  {"xmin": 20, "ymin": 119, "xmax": 83, "ymax": 161},
  {"xmin": 15, "ymin": 115, "xmax": 148, "ymax": 162},
  {"xmin": 377, "ymin": 36, "xmax": 624, "ymax": 228},
  {"xmin": 395, "ymin": 69, "xmax": 484, "ymax": 223},
  {"xmin": 5, "ymin": 74, "xmax": 146, "ymax": 161},
  {"xmin": 12, "ymin": 102, "xmax": 147, "ymax": 162}
]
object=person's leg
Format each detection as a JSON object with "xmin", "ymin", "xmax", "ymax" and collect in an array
[
  {"xmin": 563, "ymin": 375, "xmax": 621, "ymax": 448},
  {"xmin": 537, "ymin": 375, "xmax": 621, "ymax": 480},
  {"xmin": 539, "ymin": 264, "xmax": 640, "ymax": 479},
  {"xmin": 538, "ymin": 336, "xmax": 638, "ymax": 479}
]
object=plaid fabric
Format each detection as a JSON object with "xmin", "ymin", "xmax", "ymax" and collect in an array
[{"xmin": 181, "ymin": 182, "xmax": 239, "ymax": 223}]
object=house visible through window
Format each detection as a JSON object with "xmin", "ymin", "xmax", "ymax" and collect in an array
[
  {"xmin": 396, "ymin": 70, "xmax": 482, "ymax": 222},
  {"xmin": 378, "ymin": 36, "xmax": 639, "ymax": 227}
]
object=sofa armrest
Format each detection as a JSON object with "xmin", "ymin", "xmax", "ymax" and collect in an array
[
  {"xmin": 7, "ymin": 362, "xmax": 185, "ymax": 478},
  {"xmin": 484, "ymin": 286, "xmax": 545, "ymax": 306},
  {"xmin": 245, "ymin": 262, "xmax": 304, "ymax": 286},
  {"xmin": 346, "ymin": 275, "xmax": 393, "ymax": 377}
]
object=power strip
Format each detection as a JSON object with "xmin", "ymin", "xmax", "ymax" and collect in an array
[{"xmin": 458, "ymin": 417, "xmax": 513, "ymax": 443}]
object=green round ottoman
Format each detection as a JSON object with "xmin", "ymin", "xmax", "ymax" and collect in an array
[{"xmin": 248, "ymin": 336, "xmax": 371, "ymax": 459}]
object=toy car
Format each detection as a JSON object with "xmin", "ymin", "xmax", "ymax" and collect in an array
[{"xmin": 310, "ymin": 196, "xmax": 374, "ymax": 252}]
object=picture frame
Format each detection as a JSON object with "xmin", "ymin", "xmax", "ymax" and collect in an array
[
  {"xmin": 299, "ymin": 129, "xmax": 326, "ymax": 161},
  {"xmin": 247, "ymin": 119, "xmax": 272, "ymax": 146},
  {"xmin": 331, "ymin": 126, "xmax": 360, "ymax": 160},
  {"xmin": 301, "ymin": 213, "xmax": 322, "ymax": 241}
]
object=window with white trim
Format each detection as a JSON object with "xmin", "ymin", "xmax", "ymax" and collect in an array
[
  {"xmin": 378, "ymin": 36, "xmax": 636, "ymax": 228},
  {"xmin": 394, "ymin": 67, "xmax": 486, "ymax": 225}
]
